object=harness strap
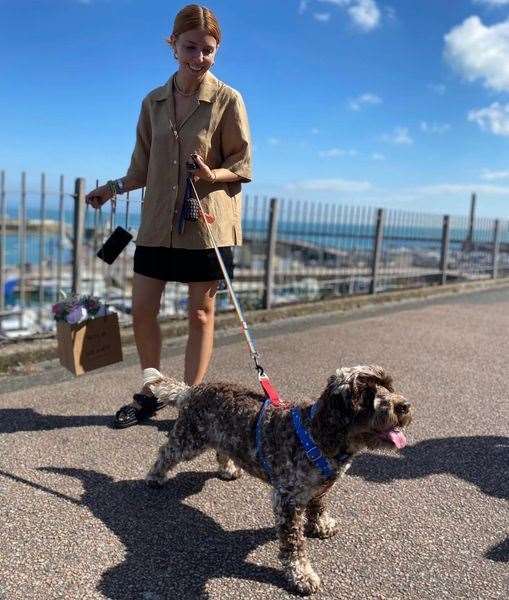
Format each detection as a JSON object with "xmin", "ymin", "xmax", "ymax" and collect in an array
[
  {"xmin": 291, "ymin": 407, "xmax": 336, "ymax": 479},
  {"xmin": 255, "ymin": 399, "xmax": 273, "ymax": 479}
]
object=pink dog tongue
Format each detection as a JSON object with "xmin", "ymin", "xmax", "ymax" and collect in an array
[{"xmin": 386, "ymin": 429, "xmax": 407, "ymax": 449}]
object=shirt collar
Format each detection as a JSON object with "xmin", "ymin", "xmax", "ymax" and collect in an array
[{"xmin": 153, "ymin": 71, "xmax": 220, "ymax": 103}]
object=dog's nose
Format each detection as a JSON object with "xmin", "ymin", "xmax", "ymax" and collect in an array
[{"xmin": 395, "ymin": 400, "xmax": 411, "ymax": 414}]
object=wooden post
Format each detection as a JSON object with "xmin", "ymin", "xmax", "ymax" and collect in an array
[
  {"xmin": 263, "ymin": 197, "xmax": 279, "ymax": 309},
  {"xmin": 370, "ymin": 208, "xmax": 384, "ymax": 294},
  {"xmin": 72, "ymin": 178, "xmax": 86, "ymax": 295},
  {"xmin": 440, "ymin": 215, "xmax": 450, "ymax": 285},
  {"xmin": 492, "ymin": 219, "xmax": 500, "ymax": 279}
]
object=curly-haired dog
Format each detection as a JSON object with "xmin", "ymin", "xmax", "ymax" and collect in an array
[{"xmin": 145, "ymin": 365, "xmax": 412, "ymax": 595}]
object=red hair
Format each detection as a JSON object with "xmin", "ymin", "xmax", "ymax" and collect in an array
[{"xmin": 169, "ymin": 4, "xmax": 221, "ymax": 45}]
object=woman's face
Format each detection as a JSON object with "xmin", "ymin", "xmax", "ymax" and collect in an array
[{"xmin": 172, "ymin": 29, "xmax": 218, "ymax": 78}]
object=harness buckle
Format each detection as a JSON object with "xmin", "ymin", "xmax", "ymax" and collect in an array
[{"xmin": 305, "ymin": 446, "xmax": 323, "ymax": 462}]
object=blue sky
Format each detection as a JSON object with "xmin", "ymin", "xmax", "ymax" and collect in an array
[{"xmin": 1, "ymin": 0, "xmax": 509, "ymax": 216}]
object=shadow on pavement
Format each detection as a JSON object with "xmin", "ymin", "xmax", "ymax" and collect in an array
[
  {"xmin": 0, "ymin": 408, "xmax": 175, "ymax": 434},
  {"xmin": 350, "ymin": 435, "xmax": 508, "ymax": 501},
  {"xmin": 350, "ymin": 435, "xmax": 508, "ymax": 563},
  {"xmin": 40, "ymin": 467, "xmax": 283, "ymax": 599},
  {"xmin": 485, "ymin": 537, "xmax": 509, "ymax": 563}
]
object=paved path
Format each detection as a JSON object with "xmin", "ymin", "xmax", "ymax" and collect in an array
[{"xmin": 0, "ymin": 288, "xmax": 508, "ymax": 599}]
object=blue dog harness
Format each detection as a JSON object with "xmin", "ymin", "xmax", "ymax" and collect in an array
[{"xmin": 255, "ymin": 401, "xmax": 350, "ymax": 481}]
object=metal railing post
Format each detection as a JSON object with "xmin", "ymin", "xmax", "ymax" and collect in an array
[
  {"xmin": 370, "ymin": 208, "xmax": 384, "ymax": 294},
  {"xmin": 72, "ymin": 178, "xmax": 86, "ymax": 295},
  {"xmin": 263, "ymin": 197, "xmax": 279, "ymax": 309},
  {"xmin": 38, "ymin": 173, "xmax": 46, "ymax": 324},
  {"xmin": 492, "ymin": 219, "xmax": 500, "ymax": 279},
  {"xmin": 19, "ymin": 172, "xmax": 27, "ymax": 328},
  {"xmin": 440, "ymin": 215, "xmax": 450, "ymax": 285},
  {"xmin": 0, "ymin": 170, "xmax": 5, "ymax": 313}
]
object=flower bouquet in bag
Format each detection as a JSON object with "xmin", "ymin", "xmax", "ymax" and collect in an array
[{"xmin": 53, "ymin": 294, "xmax": 123, "ymax": 376}]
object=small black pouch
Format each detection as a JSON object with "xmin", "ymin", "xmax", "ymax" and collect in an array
[{"xmin": 96, "ymin": 226, "xmax": 133, "ymax": 265}]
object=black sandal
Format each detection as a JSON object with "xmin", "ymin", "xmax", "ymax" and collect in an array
[{"xmin": 113, "ymin": 394, "xmax": 166, "ymax": 429}]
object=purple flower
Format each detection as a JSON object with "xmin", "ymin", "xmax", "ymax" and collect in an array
[{"xmin": 66, "ymin": 306, "xmax": 88, "ymax": 325}]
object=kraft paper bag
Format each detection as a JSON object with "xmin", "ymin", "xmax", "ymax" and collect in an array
[{"xmin": 56, "ymin": 313, "xmax": 123, "ymax": 376}]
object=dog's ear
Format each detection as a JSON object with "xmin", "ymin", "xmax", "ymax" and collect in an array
[
  {"xmin": 313, "ymin": 373, "xmax": 356, "ymax": 456},
  {"xmin": 348, "ymin": 365, "xmax": 394, "ymax": 395}
]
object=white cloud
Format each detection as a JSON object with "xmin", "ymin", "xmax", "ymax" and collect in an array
[
  {"xmin": 318, "ymin": 0, "xmax": 381, "ymax": 32},
  {"xmin": 348, "ymin": 92, "xmax": 382, "ymax": 111},
  {"xmin": 444, "ymin": 16, "xmax": 509, "ymax": 92},
  {"xmin": 286, "ymin": 178, "xmax": 373, "ymax": 193},
  {"xmin": 318, "ymin": 148, "xmax": 358, "ymax": 157},
  {"xmin": 481, "ymin": 169, "xmax": 509, "ymax": 180},
  {"xmin": 268, "ymin": 137, "xmax": 281, "ymax": 146},
  {"xmin": 313, "ymin": 12, "xmax": 331, "ymax": 22},
  {"xmin": 348, "ymin": 0, "xmax": 381, "ymax": 31},
  {"xmin": 415, "ymin": 183, "xmax": 509, "ymax": 196},
  {"xmin": 381, "ymin": 127, "xmax": 413, "ymax": 145},
  {"xmin": 420, "ymin": 121, "xmax": 451, "ymax": 134},
  {"xmin": 473, "ymin": 1, "xmax": 509, "ymax": 7},
  {"xmin": 372, "ymin": 152, "xmax": 386, "ymax": 160},
  {"xmin": 311, "ymin": 127, "xmax": 320, "ymax": 134},
  {"xmin": 468, "ymin": 102, "xmax": 509, "ymax": 136}
]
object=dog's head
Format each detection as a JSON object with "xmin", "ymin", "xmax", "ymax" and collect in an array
[{"xmin": 314, "ymin": 365, "xmax": 412, "ymax": 455}]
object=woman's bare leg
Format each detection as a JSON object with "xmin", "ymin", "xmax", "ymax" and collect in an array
[
  {"xmin": 184, "ymin": 280, "xmax": 219, "ymax": 386},
  {"xmin": 132, "ymin": 273, "xmax": 166, "ymax": 395},
  {"xmin": 185, "ymin": 280, "xmax": 241, "ymax": 479}
]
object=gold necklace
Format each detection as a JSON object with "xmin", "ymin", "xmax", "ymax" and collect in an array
[{"xmin": 173, "ymin": 76, "xmax": 199, "ymax": 97}]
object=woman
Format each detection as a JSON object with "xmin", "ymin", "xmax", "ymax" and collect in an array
[{"xmin": 86, "ymin": 4, "xmax": 251, "ymax": 428}]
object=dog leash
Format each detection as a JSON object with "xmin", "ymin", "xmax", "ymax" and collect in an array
[{"xmin": 184, "ymin": 162, "xmax": 283, "ymax": 408}]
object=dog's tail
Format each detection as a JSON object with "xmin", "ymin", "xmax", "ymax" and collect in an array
[{"xmin": 142, "ymin": 368, "xmax": 190, "ymax": 409}]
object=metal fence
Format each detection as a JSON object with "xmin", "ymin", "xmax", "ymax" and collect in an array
[{"xmin": 1, "ymin": 171, "xmax": 508, "ymax": 339}]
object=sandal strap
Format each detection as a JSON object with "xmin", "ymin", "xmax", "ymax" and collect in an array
[{"xmin": 133, "ymin": 393, "xmax": 165, "ymax": 412}]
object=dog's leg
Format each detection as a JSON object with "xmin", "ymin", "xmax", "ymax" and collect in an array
[
  {"xmin": 305, "ymin": 492, "xmax": 339, "ymax": 539},
  {"xmin": 146, "ymin": 420, "xmax": 205, "ymax": 487},
  {"xmin": 215, "ymin": 451, "xmax": 243, "ymax": 481},
  {"xmin": 273, "ymin": 491, "xmax": 321, "ymax": 595}
]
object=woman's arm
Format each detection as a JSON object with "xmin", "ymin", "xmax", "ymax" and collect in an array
[{"xmin": 190, "ymin": 155, "xmax": 241, "ymax": 183}]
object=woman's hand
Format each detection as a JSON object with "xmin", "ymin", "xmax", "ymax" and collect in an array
[
  {"xmin": 85, "ymin": 184, "xmax": 114, "ymax": 210},
  {"xmin": 191, "ymin": 153, "xmax": 216, "ymax": 182}
]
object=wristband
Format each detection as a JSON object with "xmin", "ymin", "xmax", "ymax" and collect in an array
[
  {"xmin": 107, "ymin": 179, "xmax": 125, "ymax": 195},
  {"xmin": 106, "ymin": 180, "xmax": 117, "ymax": 197},
  {"xmin": 209, "ymin": 170, "xmax": 217, "ymax": 183}
]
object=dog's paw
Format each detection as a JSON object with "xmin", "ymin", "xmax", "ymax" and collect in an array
[
  {"xmin": 216, "ymin": 455, "xmax": 243, "ymax": 481},
  {"xmin": 286, "ymin": 561, "xmax": 321, "ymax": 595},
  {"xmin": 305, "ymin": 513, "xmax": 339, "ymax": 539},
  {"xmin": 217, "ymin": 465, "xmax": 243, "ymax": 481}
]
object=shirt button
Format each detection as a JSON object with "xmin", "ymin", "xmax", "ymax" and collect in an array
[
  {"xmin": 173, "ymin": 160, "xmax": 177, "ymax": 165},
  {"xmin": 172, "ymin": 185, "xmax": 177, "ymax": 190}
]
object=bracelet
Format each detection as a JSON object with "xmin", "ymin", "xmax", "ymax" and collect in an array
[
  {"xmin": 106, "ymin": 180, "xmax": 117, "ymax": 197},
  {"xmin": 209, "ymin": 170, "xmax": 217, "ymax": 183},
  {"xmin": 107, "ymin": 179, "xmax": 125, "ymax": 195}
]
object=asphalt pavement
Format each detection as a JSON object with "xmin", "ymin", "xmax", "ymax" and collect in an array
[{"xmin": 0, "ymin": 287, "xmax": 508, "ymax": 599}]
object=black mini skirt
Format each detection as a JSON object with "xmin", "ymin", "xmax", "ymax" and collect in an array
[{"xmin": 133, "ymin": 245, "xmax": 234, "ymax": 283}]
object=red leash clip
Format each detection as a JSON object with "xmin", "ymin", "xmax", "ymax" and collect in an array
[{"xmin": 258, "ymin": 371, "xmax": 283, "ymax": 408}]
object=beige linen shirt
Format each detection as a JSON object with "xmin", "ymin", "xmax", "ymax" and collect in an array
[{"xmin": 126, "ymin": 71, "xmax": 252, "ymax": 249}]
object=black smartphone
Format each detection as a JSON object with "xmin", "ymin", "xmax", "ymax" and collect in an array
[{"xmin": 96, "ymin": 226, "xmax": 133, "ymax": 265}]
